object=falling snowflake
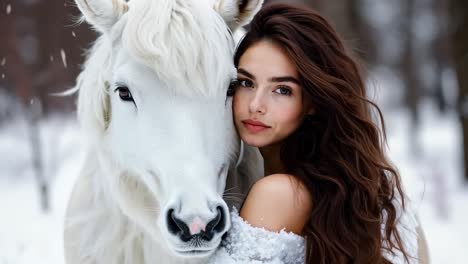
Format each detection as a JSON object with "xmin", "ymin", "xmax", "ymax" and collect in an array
[
  {"xmin": 1, "ymin": 57, "xmax": 5, "ymax": 66},
  {"xmin": 50, "ymin": 55, "xmax": 54, "ymax": 62},
  {"xmin": 6, "ymin": 4, "xmax": 11, "ymax": 15},
  {"xmin": 72, "ymin": 31, "xmax": 76, "ymax": 38},
  {"xmin": 1, "ymin": 74, "xmax": 4, "ymax": 79},
  {"xmin": 60, "ymin": 49, "xmax": 68, "ymax": 68}
]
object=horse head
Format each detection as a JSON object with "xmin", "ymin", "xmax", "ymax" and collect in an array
[{"xmin": 72, "ymin": 0, "xmax": 262, "ymax": 259}]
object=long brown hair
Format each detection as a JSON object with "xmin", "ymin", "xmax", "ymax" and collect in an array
[{"xmin": 234, "ymin": 3, "xmax": 410, "ymax": 264}]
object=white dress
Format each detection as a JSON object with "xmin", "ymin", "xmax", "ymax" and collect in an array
[
  {"xmin": 208, "ymin": 209, "xmax": 305, "ymax": 264},
  {"xmin": 208, "ymin": 206, "xmax": 421, "ymax": 264}
]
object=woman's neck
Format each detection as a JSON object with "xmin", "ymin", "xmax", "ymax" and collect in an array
[{"xmin": 260, "ymin": 143, "xmax": 287, "ymax": 176}]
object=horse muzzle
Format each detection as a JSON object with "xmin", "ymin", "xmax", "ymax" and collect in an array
[{"xmin": 167, "ymin": 206, "xmax": 228, "ymax": 242}]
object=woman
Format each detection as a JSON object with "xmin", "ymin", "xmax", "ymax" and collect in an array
[{"xmin": 211, "ymin": 3, "xmax": 426, "ymax": 264}]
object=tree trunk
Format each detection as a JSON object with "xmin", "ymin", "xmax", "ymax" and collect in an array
[
  {"xmin": 1, "ymin": 7, "xmax": 49, "ymax": 211},
  {"xmin": 451, "ymin": 0, "xmax": 468, "ymax": 181},
  {"xmin": 432, "ymin": 0, "xmax": 450, "ymax": 113},
  {"xmin": 27, "ymin": 100, "xmax": 49, "ymax": 212},
  {"xmin": 402, "ymin": 0, "xmax": 421, "ymax": 155}
]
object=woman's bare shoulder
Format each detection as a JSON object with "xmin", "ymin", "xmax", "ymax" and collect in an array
[{"xmin": 239, "ymin": 174, "xmax": 312, "ymax": 235}]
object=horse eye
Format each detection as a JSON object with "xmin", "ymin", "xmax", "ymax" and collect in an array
[{"xmin": 115, "ymin": 87, "xmax": 134, "ymax": 102}]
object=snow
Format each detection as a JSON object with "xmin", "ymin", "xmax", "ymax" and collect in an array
[
  {"xmin": 0, "ymin": 115, "xmax": 84, "ymax": 264},
  {"xmin": 0, "ymin": 102, "xmax": 467, "ymax": 263},
  {"xmin": 60, "ymin": 49, "xmax": 68, "ymax": 68},
  {"xmin": 209, "ymin": 209, "xmax": 305, "ymax": 264}
]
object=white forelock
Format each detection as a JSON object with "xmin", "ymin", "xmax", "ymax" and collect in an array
[{"xmin": 122, "ymin": 0, "xmax": 236, "ymax": 97}]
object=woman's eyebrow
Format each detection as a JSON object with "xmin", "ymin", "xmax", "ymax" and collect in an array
[
  {"xmin": 270, "ymin": 76, "xmax": 300, "ymax": 85},
  {"xmin": 238, "ymin": 68, "xmax": 299, "ymax": 85},
  {"xmin": 237, "ymin": 68, "xmax": 256, "ymax": 80}
]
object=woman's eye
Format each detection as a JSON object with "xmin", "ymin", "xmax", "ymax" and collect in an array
[
  {"xmin": 115, "ymin": 87, "xmax": 134, "ymax": 102},
  {"xmin": 239, "ymin": 79, "xmax": 253, "ymax": 88},
  {"xmin": 274, "ymin": 87, "xmax": 292, "ymax": 96}
]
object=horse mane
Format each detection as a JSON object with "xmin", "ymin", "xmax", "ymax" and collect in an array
[
  {"xmin": 122, "ymin": 0, "xmax": 236, "ymax": 97},
  {"xmin": 75, "ymin": 36, "xmax": 113, "ymax": 138}
]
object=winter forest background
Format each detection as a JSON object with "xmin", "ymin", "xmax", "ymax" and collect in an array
[{"xmin": 1, "ymin": 0, "xmax": 467, "ymax": 263}]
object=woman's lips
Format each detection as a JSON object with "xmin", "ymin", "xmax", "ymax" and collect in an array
[{"xmin": 242, "ymin": 120, "xmax": 271, "ymax": 133}]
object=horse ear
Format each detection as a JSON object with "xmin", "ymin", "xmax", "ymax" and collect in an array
[
  {"xmin": 75, "ymin": 0, "xmax": 128, "ymax": 33},
  {"xmin": 213, "ymin": 0, "xmax": 264, "ymax": 31}
]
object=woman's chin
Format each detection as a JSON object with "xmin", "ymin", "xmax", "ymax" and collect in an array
[{"xmin": 241, "ymin": 136, "xmax": 270, "ymax": 148}]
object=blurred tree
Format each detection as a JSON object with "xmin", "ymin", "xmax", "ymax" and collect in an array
[
  {"xmin": 0, "ymin": 0, "xmax": 96, "ymax": 210},
  {"xmin": 34, "ymin": 0, "xmax": 95, "ymax": 113},
  {"xmin": 432, "ymin": 0, "xmax": 451, "ymax": 113},
  {"xmin": 348, "ymin": 0, "xmax": 377, "ymax": 66},
  {"xmin": 0, "ymin": 2, "xmax": 32, "ymax": 106},
  {"xmin": 402, "ymin": 0, "xmax": 420, "ymax": 127},
  {"xmin": 0, "ymin": 2, "xmax": 48, "ymax": 211},
  {"xmin": 451, "ymin": 0, "xmax": 468, "ymax": 181},
  {"xmin": 0, "ymin": 0, "xmax": 95, "ymax": 115},
  {"xmin": 401, "ymin": 0, "xmax": 423, "ymax": 155}
]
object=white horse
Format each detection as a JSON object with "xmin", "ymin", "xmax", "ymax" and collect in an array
[{"xmin": 64, "ymin": 0, "xmax": 263, "ymax": 263}]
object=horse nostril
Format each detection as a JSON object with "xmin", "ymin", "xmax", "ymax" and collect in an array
[
  {"xmin": 167, "ymin": 209, "xmax": 192, "ymax": 242},
  {"xmin": 202, "ymin": 206, "xmax": 225, "ymax": 241},
  {"xmin": 214, "ymin": 206, "xmax": 226, "ymax": 233}
]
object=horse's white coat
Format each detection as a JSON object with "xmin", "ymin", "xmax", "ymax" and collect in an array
[{"xmin": 64, "ymin": 0, "xmax": 263, "ymax": 263}]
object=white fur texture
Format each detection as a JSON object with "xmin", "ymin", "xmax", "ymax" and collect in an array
[{"xmin": 65, "ymin": 0, "xmax": 263, "ymax": 263}]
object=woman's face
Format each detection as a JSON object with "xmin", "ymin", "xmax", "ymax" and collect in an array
[{"xmin": 233, "ymin": 40, "xmax": 314, "ymax": 148}]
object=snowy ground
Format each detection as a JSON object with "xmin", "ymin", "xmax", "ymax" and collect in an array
[
  {"xmin": 0, "ymin": 114, "xmax": 84, "ymax": 264},
  {"xmin": 0, "ymin": 102, "xmax": 467, "ymax": 263},
  {"xmin": 384, "ymin": 102, "xmax": 468, "ymax": 264}
]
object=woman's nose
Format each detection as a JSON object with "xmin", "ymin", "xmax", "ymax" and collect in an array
[{"xmin": 249, "ymin": 91, "xmax": 267, "ymax": 114}]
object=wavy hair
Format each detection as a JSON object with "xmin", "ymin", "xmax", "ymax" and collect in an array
[{"xmin": 234, "ymin": 3, "xmax": 410, "ymax": 264}]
